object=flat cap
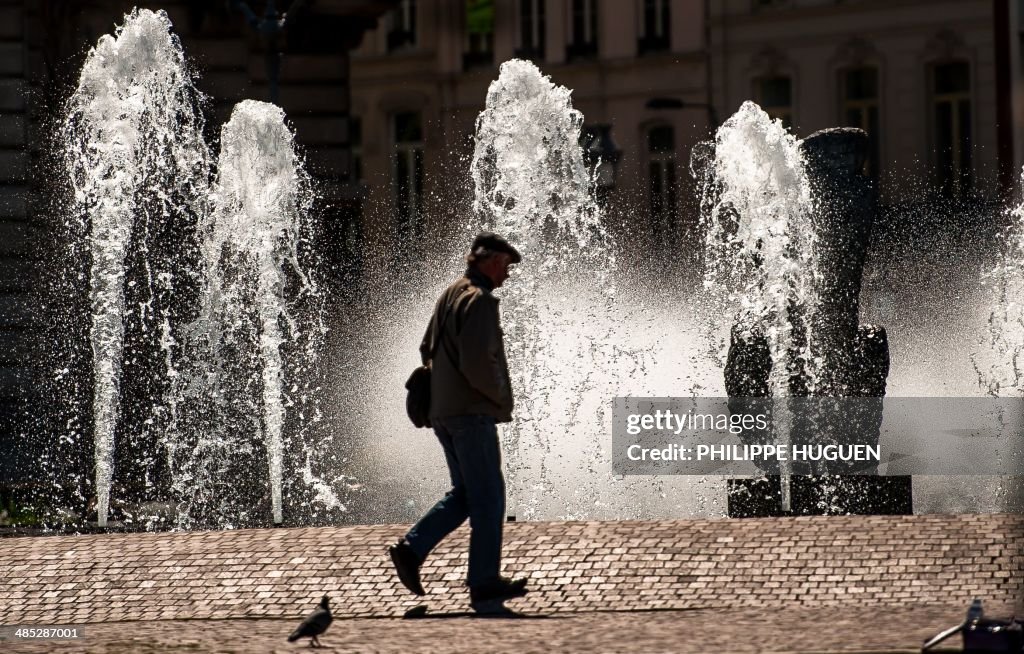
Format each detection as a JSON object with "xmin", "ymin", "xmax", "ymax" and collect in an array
[{"xmin": 470, "ymin": 232, "xmax": 522, "ymax": 264}]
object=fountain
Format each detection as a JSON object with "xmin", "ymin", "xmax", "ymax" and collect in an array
[
  {"xmin": 469, "ymin": 59, "xmax": 617, "ymax": 516},
  {"xmin": 30, "ymin": 13, "xmax": 1018, "ymax": 529},
  {"xmin": 56, "ymin": 9, "xmax": 337, "ymax": 530},
  {"xmin": 970, "ymin": 172, "xmax": 1024, "ymax": 513},
  {"xmin": 696, "ymin": 102, "xmax": 910, "ymax": 516},
  {"xmin": 976, "ymin": 170, "xmax": 1024, "ymax": 397},
  {"xmin": 167, "ymin": 99, "xmax": 332, "ymax": 528},
  {"xmin": 63, "ymin": 9, "xmax": 211, "ymax": 527},
  {"xmin": 328, "ymin": 65, "xmax": 1016, "ymax": 524},
  {"xmin": 697, "ymin": 101, "xmax": 820, "ymax": 399}
]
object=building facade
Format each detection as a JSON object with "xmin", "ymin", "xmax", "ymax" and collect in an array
[
  {"xmin": 351, "ymin": 0, "xmax": 710, "ymax": 256},
  {"xmin": 710, "ymin": 0, "xmax": 1016, "ymax": 203},
  {"xmin": 352, "ymin": 0, "xmax": 1019, "ymax": 257}
]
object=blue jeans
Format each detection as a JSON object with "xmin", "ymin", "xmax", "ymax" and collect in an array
[{"xmin": 404, "ymin": 415, "xmax": 505, "ymax": 587}]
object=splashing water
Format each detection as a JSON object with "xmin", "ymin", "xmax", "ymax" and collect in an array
[
  {"xmin": 327, "ymin": 60, "xmax": 721, "ymax": 524},
  {"xmin": 167, "ymin": 100, "xmax": 334, "ymax": 527},
  {"xmin": 470, "ymin": 60, "xmax": 641, "ymax": 517},
  {"xmin": 210, "ymin": 100, "xmax": 326, "ymax": 524},
  {"xmin": 472, "ymin": 60, "xmax": 609, "ymax": 263},
  {"xmin": 64, "ymin": 8, "xmax": 211, "ymax": 527},
  {"xmin": 975, "ymin": 170, "xmax": 1024, "ymax": 397},
  {"xmin": 697, "ymin": 102, "xmax": 823, "ymax": 512},
  {"xmin": 61, "ymin": 10, "xmax": 335, "ymax": 529},
  {"xmin": 700, "ymin": 101, "xmax": 821, "ymax": 396}
]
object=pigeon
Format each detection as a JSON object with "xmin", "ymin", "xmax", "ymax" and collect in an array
[{"xmin": 287, "ymin": 595, "xmax": 332, "ymax": 648}]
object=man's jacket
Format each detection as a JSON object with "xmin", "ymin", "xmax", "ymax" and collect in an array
[{"xmin": 420, "ymin": 268, "xmax": 514, "ymax": 423}]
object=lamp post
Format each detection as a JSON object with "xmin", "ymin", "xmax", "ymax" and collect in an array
[
  {"xmin": 582, "ymin": 124, "xmax": 621, "ymax": 205},
  {"xmin": 229, "ymin": 0, "xmax": 307, "ymax": 104}
]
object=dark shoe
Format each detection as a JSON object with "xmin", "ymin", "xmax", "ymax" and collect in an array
[
  {"xmin": 388, "ymin": 539, "xmax": 425, "ymax": 596},
  {"xmin": 469, "ymin": 576, "xmax": 528, "ymax": 605}
]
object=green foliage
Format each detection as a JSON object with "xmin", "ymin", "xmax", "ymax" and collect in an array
[
  {"xmin": 466, "ymin": 0, "xmax": 494, "ymax": 34},
  {"xmin": 0, "ymin": 488, "xmax": 43, "ymax": 527}
]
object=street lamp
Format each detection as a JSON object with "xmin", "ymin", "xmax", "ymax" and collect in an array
[
  {"xmin": 230, "ymin": 0, "xmax": 307, "ymax": 104},
  {"xmin": 581, "ymin": 124, "xmax": 621, "ymax": 203}
]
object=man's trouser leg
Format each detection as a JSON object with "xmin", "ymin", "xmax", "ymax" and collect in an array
[
  {"xmin": 446, "ymin": 415, "xmax": 505, "ymax": 587},
  {"xmin": 404, "ymin": 418, "xmax": 469, "ymax": 561},
  {"xmin": 403, "ymin": 415, "xmax": 505, "ymax": 586}
]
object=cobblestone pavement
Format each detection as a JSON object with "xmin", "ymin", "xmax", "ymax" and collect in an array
[
  {"xmin": 2, "ymin": 515, "xmax": 1020, "ymax": 653},
  {"xmin": 2, "ymin": 515, "xmax": 1021, "ymax": 624},
  {"xmin": 0, "ymin": 604, "xmax": 975, "ymax": 653}
]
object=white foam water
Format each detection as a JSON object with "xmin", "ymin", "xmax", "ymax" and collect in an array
[
  {"xmin": 700, "ymin": 101, "xmax": 822, "ymax": 396},
  {"xmin": 975, "ymin": 170, "xmax": 1024, "ymax": 397},
  {"xmin": 698, "ymin": 102, "xmax": 823, "ymax": 511},
  {"xmin": 163, "ymin": 99, "xmax": 335, "ymax": 527},
  {"xmin": 209, "ymin": 100, "xmax": 329, "ymax": 524},
  {"xmin": 64, "ymin": 8, "xmax": 211, "ymax": 527}
]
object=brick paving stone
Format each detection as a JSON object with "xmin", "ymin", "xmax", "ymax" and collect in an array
[{"xmin": 0, "ymin": 515, "xmax": 1021, "ymax": 627}]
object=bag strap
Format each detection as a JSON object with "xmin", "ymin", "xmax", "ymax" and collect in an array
[
  {"xmin": 427, "ymin": 300, "xmax": 450, "ymax": 361},
  {"xmin": 428, "ymin": 286, "xmax": 474, "ymax": 367}
]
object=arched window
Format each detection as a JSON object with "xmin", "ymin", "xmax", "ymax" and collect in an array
[{"xmin": 647, "ymin": 125, "xmax": 677, "ymax": 238}]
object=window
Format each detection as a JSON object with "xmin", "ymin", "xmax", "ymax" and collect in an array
[
  {"xmin": 516, "ymin": 0, "xmax": 546, "ymax": 60},
  {"xmin": 840, "ymin": 67, "xmax": 880, "ymax": 177},
  {"xmin": 647, "ymin": 125, "xmax": 677, "ymax": 238},
  {"xmin": 350, "ymin": 116, "xmax": 362, "ymax": 182},
  {"xmin": 757, "ymin": 76, "xmax": 792, "ymax": 127},
  {"xmin": 567, "ymin": 0, "xmax": 597, "ymax": 60},
  {"xmin": 386, "ymin": 0, "xmax": 416, "ymax": 52},
  {"xmin": 393, "ymin": 112, "xmax": 424, "ymax": 239},
  {"xmin": 931, "ymin": 61, "xmax": 971, "ymax": 197},
  {"xmin": 638, "ymin": 0, "xmax": 670, "ymax": 54},
  {"xmin": 465, "ymin": 0, "xmax": 495, "ymax": 68}
]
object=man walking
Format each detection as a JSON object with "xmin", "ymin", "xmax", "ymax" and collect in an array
[{"xmin": 389, "ymin": 232, "xmax": 528, "ymax": 608}]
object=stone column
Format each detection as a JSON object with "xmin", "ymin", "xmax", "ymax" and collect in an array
[{"xmin": 801, "ymin": 128, "xmax": 874, "ymax": 396}]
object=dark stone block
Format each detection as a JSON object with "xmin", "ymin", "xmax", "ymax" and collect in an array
[
  {"xmin": 725, "ymin": 324, "xmax": 771, "ymax": 398},
  {"xmin": 727, "ymin": 476, "xmax": 913, "ymax": 517}
]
